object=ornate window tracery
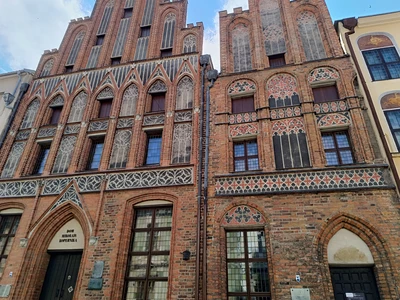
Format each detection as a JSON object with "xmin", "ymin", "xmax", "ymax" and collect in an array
[
  {"xmin": 1, "ymin": 142, "xmax": 26, "ymax": 178},
  {"xmin": 232, "ymin": 24, "xmax": 252, "ymax": 73},
  {"xmin": 109, "ymin": 130, "xmax": 132, "ymax": 169},
  {"xmin": 297, "ymin": 11, "xmax": 326, "ymax": 61},
  {"xmin": 40, "ymin": 59, "xmax": 54, "ymax": 77},
  {"xmin": 52, "ymin": 136, "xmax": 77, "ymax": 174},
  {"xmin": 172, "ymin": 123, "xmax": 192, "ymax": 164},
  {"xmin": 183, "ymin": 34, "xmax": 196, "ymax": 53},
  {"xmin": 176, "ymin": 77, "xmax": 194, "ymax": 110},
  {"xmin": 120, "ymin": 84, "xmax": 139, "ymax": 117},
  {"xmin": 20, "ymin": 99, "xmax": 40, "ymax": 129},
  {"xmin": 161, "ymin": 13, "xmax": 176, "ymax": 49},
  {"xmin": 68, "ymin": 92, "xmax": 87, "ymax": 123}
]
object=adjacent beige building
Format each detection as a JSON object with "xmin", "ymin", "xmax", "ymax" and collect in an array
[
  {"xmin": 336, "ymin": 11, "xmax": 400, "ymax": 189},
  {"xmin": 0, "ymin": 69, "xmax": 34, "ymax": 141}
]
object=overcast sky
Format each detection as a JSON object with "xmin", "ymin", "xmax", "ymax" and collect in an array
[{"xmin": 0, "ymin": 0, "xmax": 398, "ymax": 74}]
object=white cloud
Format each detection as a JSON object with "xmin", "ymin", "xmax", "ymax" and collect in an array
[
  {"xmin": 0, "ymin": 0, "xmax": 90, "ymax": 71},
  {"xmin": 203, "ymin": 0, "xmax": 249, "ymax": 71}
]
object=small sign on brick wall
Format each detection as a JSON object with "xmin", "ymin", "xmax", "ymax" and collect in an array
[
  {"xmin": 291, "ymin": 288, "xmax": 311, "ymax": 300},
  {"xmin": 346, "ymin": 293, "xmax": 366, "ymax": 300}
]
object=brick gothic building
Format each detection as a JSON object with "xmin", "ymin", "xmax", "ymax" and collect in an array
[
  {"xmin": 0, "ymin": 0, "xmax": 209, "ymax": 299},
  {"xmin": 206, "ymin": 1, "xmax": 400, "ymax": 300}
]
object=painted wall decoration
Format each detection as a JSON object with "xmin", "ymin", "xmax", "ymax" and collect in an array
[
  {"xmin": 308, "ymin": 67, "xmax": 340, "ymax": 83},
  {"xmin": 229, "ymin": 123, "xmax": 258, "ymax": 137},
  {"xmin": 267, "ymin": 74, "xmax": 300, "ymax": 108},
  {"xmin": 228, "ymin": 79, "xmax": 256, "ymax": 95},
  {"xmin": 381, "ymin": 92, "xmax": 400, "ymax": 110},
  {"xmin": 215, "ymin": 167, "xmax": 389, "ymax": 195},
  {"xmin": 222, "ymin": 206, "xmax": 266, "ymax": 226},
  {"xmin": 358, "ymin": 34, "xmax": 393, "ymax": 50},
  {"xmin": 314, "ymin": 100, "xmax": 348, "ymax": 114},
  {"xmin": 270, "ymin": 106, "xmax": 301, "ymax": 120},
  {"xmin": 229, "ymin": 112, "xmax": 257, "ymax": 124},
  {"xmin": 259, "ymin": 0, "xmax": 287, "ymax": 56},
  {"xmin": 271, "ymin": 117, "xmax": 304, "ymax": 135},
  {"xmin": 317, "ymin": 112, "xmax": 351, "ymax": 128}
]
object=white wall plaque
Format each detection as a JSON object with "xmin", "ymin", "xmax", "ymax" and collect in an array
[{"xmin": 291, "ymin": 288, "xmax": 311, "ymax": 300}]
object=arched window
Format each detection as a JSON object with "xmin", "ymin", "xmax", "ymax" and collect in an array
[
  {"xmin": 40, "ymin": 59, "xmax": 54, "ymax": 77},
  {"xmin": 267, "ymin": 74, "xmax": 300, "ymax": 108},
  {"xmin": 381, "ymin": 92, "xmax": 400, "ymax": 150},
  {"xmin": 109, "ymin": 130, "xmax": 132, "ymax": 169},
  {"xmin": 358, "ymin": 34, "xmax": 400, "ymax": 81},
  {"xmin": 149, "ymin": 80, "xmax": 167, "ymax": 112},
  {"xmin": 20, "ymin": 99, "xmax": 40, "ymax": 129},
  {"xmin": 172, "ymin": 123, "xmax": 192, "ymax": 164},
  {"xmin": 66, "ymin": 31, "xmax": 85, "ymax": 67},
  {"xmin": 52, "ymin": 136, "xmax": 77, "ymax": 174},
  {"xmin": 0, "ymin": 209, "xmax": 22, "ymax": 276},
  {"xmin": 1, "ymin": 142, "xmax": 26, "ymax": 178},
  {"xmin": 96, "ymin": 87, "xmax": 114, "ymax": 118},
  {"xmin": 183, "ymin": 34, "xmax": 196, "ymax": 53},
  {"xmin": 161, "ymin": 13, "xmax": 176, "ymax": 51},
  {"xmin": 176, "ymin": 77, "xmax": 194, "ymax": 110},
  {"xmin": 68, "ymin": 92, "xmax": 87, "ymax": 123},
  {"xmin": 48, "ymin": 95, "xmax": 64, "ymax": 125},
  {"xmin": 232, "ymin": 24, "xmax": 252, "ymax": 73},
  {"xmin": 120, "ymin": 84, "xmax": 139, "ymax": 117},
  {"xmin": 297, "ymin": 11, "xmax": 326, "ymax": 61}
]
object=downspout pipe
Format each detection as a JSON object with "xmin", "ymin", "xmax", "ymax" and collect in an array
[
  {"xmin": 0, "ymin": 81, "xmax": 31, "ymax": 149},
  {"xmin": 341, "ymin": 19, "xmax": 400, "ymax": 193},
  {"xmin": 203, "ymin": 68, "xmax": 218, "ymax": 300},
  {"xmin": 196, "ymin": 55, "xmax": 210, "ymax": 300}
]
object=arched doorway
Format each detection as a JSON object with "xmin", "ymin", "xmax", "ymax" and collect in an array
[
  {"xmin": 39, "ymin": 219, "xmax": 84, "ymax": 300},
  {"xmin": 328, "ymin": 229, "xmax": 380, "ymax": 299}
]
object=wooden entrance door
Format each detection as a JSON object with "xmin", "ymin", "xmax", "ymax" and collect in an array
[
  {"xmin": 330, "ymin": 267, "xmax": 380, "ymax": 300},
  {"xmin": 39, "ymin": 252, "xmax": 82, "ymax": 300}
]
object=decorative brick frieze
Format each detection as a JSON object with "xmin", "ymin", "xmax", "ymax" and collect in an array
[
  {"xmin": 37, "ymin": 126, "xmax": 57, "ymax": 138},
  {"xmin": 270, "ymin": 106, "xmax": 301, "ymax": 120},
  {"xmin": 143, "ymin": 114, "xmax": 165, "ymax": 126},
  {"xmin": 228, "ymin": 112, "xmax": 257, "ymax": 124},
  {"xmin": 0, "ymin": 180, "xmax": 39, "ymax": 197},
  {"xmin": 215, "ymin": 167, "xmax": 391, "ymax": 195},
  {"xmin": 317, "ymin": 112, "xmax": 351, "ymax": 128},
  {"xmin": 88, "ymin": 120, "xmax": 109, "ymax": 132},
  {"xmin": 229, "ymin": 123, "xmax": 258, "ymax": 138},
  {"xmin": 314, "ymin": 100, "xmax": 349, "ymax": 114}
]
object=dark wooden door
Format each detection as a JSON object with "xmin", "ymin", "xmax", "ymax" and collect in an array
[
  {"xmin": 330, "ymin": 267, "xmax": 380, "ymax": 300},
  {"xmin": 39, "ymin": 252, "xmax": 82, "ymax": 300}
]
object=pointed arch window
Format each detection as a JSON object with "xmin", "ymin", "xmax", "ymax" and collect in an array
[
  {"xmin": 68, "ymin": 92, "xmax": 87, "ymax": 123},
  {"xmin": 232, "ymin": 24, "xmax": 252, "ymax": 73},
  {"xmin": 176, "ymin": 77, "xmax": 193, "ymax": 110},
  {"xmin": 148, "ymin": 80, "xmax": 167, "ymax": 113},
  {"xmin": 120, "ymin": 84, "xmax": 139, "ymax": 117},
  {"xmin": 183, "ymin": 34, "xmax": 196, "ymax": 53},
  {"xmin": 49, "ymin": 95, "xmax": 64, "ymax": 125},
  {"xmin": 172, "ymin": 123, "xmax": 192, "ymax": 164},
  {"xmin": 297, "ymin": 11, "xmax": 326, "ymax": 61},
  {"xmin": 161, "ymin": 13, "xmax": 176, "ymax": 51},
  {"xmin": 109, "ymin": 130, "xmax": 132, "ymax": 169},
  {"xmin": 1, "ymin": 142, "xmax": 26, "ymax": 178},
  {"xmin": 40, "ymin": 59, "xmax": 54, "ymax": 77},
  {"xmin": 66, "ymin": 31, "xmax": 85, "ymax": 67},
  {"xmin": 97, "ymin": 87, "xmax": 114, "ymax": 118},
  {"xmin": 52, "ymin": 136, "xmax": 77, "ymax": 174},
  {"xmin": 20, "ymin": 99, "xmax": 40, "ymax": 129}
]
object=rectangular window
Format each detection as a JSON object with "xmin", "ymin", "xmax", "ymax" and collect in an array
[
  {"xmin": 226, "ymin": 230, "xmax": 271, "ymax": 300},
  {"xmin": 99, "ymin": 99, "xmax": 113, "ymax": 118},
  {"xmin": 33, "ymin": 144, "xmax": 51, "ymax": 175},
  {"xmin": 322, "ymin": 131, "xmax": 354, "ymax": 166},
  {"xmin": 0, "ymin": 215, "xmax": 21, "ymax": 277},
  {"xmin": 96, "ymin": 35, "xmax": 105, "ymax": 46},
  {"xmin": 146, "ymin": 133, "xmax": 162, "ymax": 165},
  {"xmin": 50, "ymin": 106, "xmax": 63, "ymax": 125},
  {"xmin": 125, "ymin": 207, "xmax": 172, "ymax": 300},
  {"xmin": 124, "ymin": 8, "xmax": 133, "ymax": 18},
  {"xmin": 232, "ymin": 96, "xmax": 255, "ymax": 114},
  {"xmin": 363, "ymin": 47, "xmax": 400, "ymax": 81},
  {"xmin": 234, "ymin": 140, "xmax": 259, "ymax": 172},
  {"xmin": 269, "ymin": 53, "xmax": 286, "ymax": 68},
  {"xmin": 140, "ymin": 26, "xmax": 151, "ymax": 37},
  {"xmin": 160, "ymin": 49, "xmax": 172, "ymax": 58},
  {"xmin": 312, "ymin": 85, "xmax": 339, "ymax": 103},
  {"xmin": 87, "ymin": 138, "xmax": 104, "ymax": 170},
  {"xmin": 384, "ymin": 109, "xmax": 400, "ymax": 150},
  {"xmin": 151, "ymin": 93, "xmax": 165, "ymax": 112},
  {"xmin": 111, "ymin": 57, "xmax": 121, "ymax": 65},
  {"xmin": 65, "ymin": 66, "xmax": 73, "ymax": 73}
]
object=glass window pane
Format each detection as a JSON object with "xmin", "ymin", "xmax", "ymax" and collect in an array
[
  {"xmin": 388, "ymin": 63, "xmax": 400, "ymax": 79},
  {"xmin": 394, "ymin": 130, "xmax": 400, "ymax": 147},
  {"xmin": 135, "ymin": 209, "xmax": 153, "ymax": 229},
  {"xmin": 326, "ymin": 152, "xmax": 339, "ymax": 166},
  {"xmin": 387, "ymin": 111, "xmax": 400, "ymax": 129},
  {"xmin": 152, "ymin": 231, "xmax": 171, "ymax": 251},
  {"xmin": 247, "ymin": 142, "xmax": 258, "ymax": 156},
  {"xmin": 146, "ymin": 136, "xmax": 162, "ymax": 164},
  {"xmin": 3, "ymin": 237, "xmax": 13, "ymax": 255},
  {"xmin": 155, "ymin": 208, "xmax": 172, "ymax": 228},
  {"xmin": 339, "ymin": 150, "xmax": 354, "ymax": 164},
  {"xmin": 322, "ymin": 134, "xmax": 335, "ymax": 149},
  {"xmin": 0, "ymin": 258, "xmax": 6, "ymax": 277},
  {"xmin": 132, "ymin": 232, "xmax": 150, "ymax": 252},
  {"xmin": 381, "ymin": 48, "xmax": 400, "ymax": 63},
  {"xmin": 234, "ymin": 143, "xmax": 245, "ymax": 157},
  {"xmin": 364, "ymin": 50, "xmax": 382, "ymax": 65},
  {"xmin": 248, "ymin": 158, "xmax": 259, "ymax": 170},
  {"xmin": 370, "ymin": 65, "xmax": 389, "ymax": 80},
  {"xmin": 0, "ymin": 237, "xmax": 7, "ymax": 253},
  {"xmin": 149, "ymin": 255, "xmax": 169, "ymax": 277},
  {"xmin": 126, "ymin": 281, "xmax": 146, "ymax": 300},
  {"xmin": 235, "ymin": 160, "xmax": 246, "ymax": 172},
  {"xmin": 335, "ymin": 133, "xmax": 350, "ymax": 148},
  {"xmin": 129, "ymin": 256, "xmax": 148, "ymax": 277},
  {"xmin": 247, "ymin": 231, "xmax": 266, "ymax": 259},
  {"xmin": 0, "ymin": 217, "xmax": 13, "ymax": 235},
  {"xmin": 227, "ymin": 232, "xmax": 245, "ymax": 259},
  {"xmin": 249, "ymin": 262, "xmax": 270, "ymax": 293},
  {"xmin": 147, "ymin": 281, "xmax": 168, "ymax": 299},
  {"xmin": 228, "ymin": 262, "xmax": 247, "ymax": 293}
]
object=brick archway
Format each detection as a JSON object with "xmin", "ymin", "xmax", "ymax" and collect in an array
[
  {"xmin": 12, "ymin": 202, "xmax": 90, "ymax": 300},
  {"xmin": 315, "ymin": 213, "xmax": 399, "ymax": 299}
]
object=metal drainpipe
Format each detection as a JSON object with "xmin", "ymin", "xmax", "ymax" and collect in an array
[
  {"xmin": 0, "ymin": 80, "xmax": 30, "ymax": 149},
  {"xmin": 196, "ymin": 58, "xmax": 207, "ymax": 300},
  {"xmin": 203, "ymin": 72, "xmax": 216, "ymax": 300},
  {"xmin": 344, "ymin": 27, "xmax": 400, "ymax": 193}
]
